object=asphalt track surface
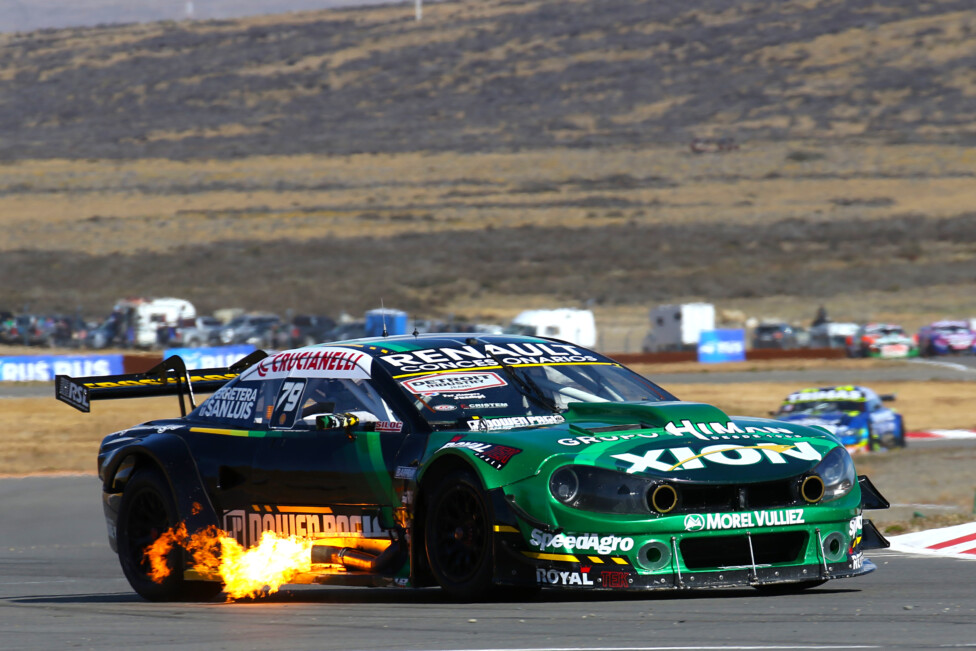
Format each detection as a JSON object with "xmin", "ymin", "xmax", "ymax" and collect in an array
[{"xmin": 2, "ymin": 475, "xmax": 975, "ymax": 651}]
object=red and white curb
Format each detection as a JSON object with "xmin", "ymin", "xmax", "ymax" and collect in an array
[
  {"xmin": 906, "ymin": 429, "xmax": 976, "ymax": 440},
  {"xmin": 888, "ymin": 522, "xmax": 976, "ymax": 560}
]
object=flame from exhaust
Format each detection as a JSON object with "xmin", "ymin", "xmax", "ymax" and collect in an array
[
  {"xmin": 143, "ymin": 524, "xmax": 314, "ymax": 600},
  {"xmin": 143, "ymin": 522, "xmax": 187, "ymax": 582}
]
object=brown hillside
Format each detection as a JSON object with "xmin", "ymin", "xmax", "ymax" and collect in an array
[{"xmin": 1, "ymin": 0, "xmax": 975, "ymax": 328}]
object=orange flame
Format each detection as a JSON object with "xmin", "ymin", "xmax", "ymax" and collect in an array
[
  {"xmin": 143, "ymin": 524, "xmax": 315, "ymax": 600},
  {"xmin": 143, "ymin": 522, "xmax": 188, "ymax": 582}
]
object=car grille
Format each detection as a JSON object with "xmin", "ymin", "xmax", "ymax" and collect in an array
[
  {"xmin": 680, "ymin": 531, "xmax": 808, "ymax": 570},
  {"xmin": 671, "ymin": 479, "xmax": 798, "ymax": 513}
]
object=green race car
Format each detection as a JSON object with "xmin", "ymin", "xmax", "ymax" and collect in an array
[{"xmin": 56, "ymin": 334, "xmax": 889, "ymax": 601}]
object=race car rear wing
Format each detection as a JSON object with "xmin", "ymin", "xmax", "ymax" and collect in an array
[{"xmin": 55, "ymin": 350, "xmax": 268, "ymax": 415}]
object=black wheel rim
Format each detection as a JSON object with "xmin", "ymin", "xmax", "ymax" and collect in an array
[
  {"xmin": 125, "ymin": 488, "xmax": 171, "ymax": 575},
  {"xmin": 430, "ymin": 484, "xmax": 488, "ymax": 584}
]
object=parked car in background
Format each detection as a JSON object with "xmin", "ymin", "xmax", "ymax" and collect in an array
[
  {"xmin": 808, "ymin": 321, "xmax": 859, "ymax": 349},
  {"xmin": 774, "ymin": 385, "xmax": 906, "ymax": 453},
  {"xmin": 916, "ymin": 320, "xmax": 976, "ymax": 356},
  {"xmin": 288, "ymin": 314, "xmax": 337, "ymax": 347},
  {"xmin": 211, "ymin": 314, "xmax": 282, "ymax": 346},
  {"xmin": 752, "ymin": 322, "xmax": 806, "ymax": 350},
  {"xmin": 173, "ymin": 316, "xmax": 224, "ymax": 348},
  {"xmin": 846, "ymin": 323, "xmax": 917, "ymax": 359},
  {"xmin": 318, "ymin": 321, "xmax": 368, "ymax": 343}
]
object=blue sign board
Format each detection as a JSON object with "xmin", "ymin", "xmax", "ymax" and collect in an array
[
  {"xmin": 164, "ymin": 345, "xmax": 256, "ymax": 371},
  {"xmin": 697, "ymin": 329, "xmax": 746, "ymax": 364},
  {"xmin": 0, "ymin": 354, "xmax": 124, "ymax": 382}
]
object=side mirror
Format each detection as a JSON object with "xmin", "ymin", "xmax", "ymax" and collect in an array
[
  {"xmin": 316, "ymin": 412, "xmax": 362, "ymax": 439},
  {"xmin": 880, "ymin": 394, "xmax": 896, "ymax": 402}
]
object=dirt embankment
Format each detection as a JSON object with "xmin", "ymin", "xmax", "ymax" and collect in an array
[{"xmin": 1, "ymin": 1, "xmax": 976, "ymax": 328}]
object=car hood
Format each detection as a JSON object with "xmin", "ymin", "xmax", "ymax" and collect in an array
[{"xmin": 424, "ymin": 401, "xmax": 840, "ymax": 488}]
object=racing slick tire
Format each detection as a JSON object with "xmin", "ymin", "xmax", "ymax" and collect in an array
[
  {"xmin": 424, "ymin": 468, "xmax": 494, "ymax": 601},
  {"xmin": 116, "ymin": 467, "xmax": 222, "ymax": 602},
  {"xmin": 753, "ymin": 579, "xmax": 827, "ymax": 594}
]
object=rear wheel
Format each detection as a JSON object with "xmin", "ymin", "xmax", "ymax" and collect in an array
[
  {"xmin": 424, "ymin": 468, "xmax": 494, "ymax": 601},
  {"xmin": 116, "ymin": 468, "xmax": 221, "ymax": 602}
]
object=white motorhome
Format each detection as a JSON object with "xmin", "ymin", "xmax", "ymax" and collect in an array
[
  {"xmin": 116, "ymin": 297, "xmax": 196, "ymax": 348},
  {"xmin": 505, "ymin": 309, "xmax": 597, "ymax": 348},
  {"xmin": 642, "ymin": 303, "xmax": 715, "ymax": 352}
]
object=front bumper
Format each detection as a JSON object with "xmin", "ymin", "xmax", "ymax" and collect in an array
[
  {"xmin": 488, "ymin": 479, "xmax": 889, "ymax": 591},
  {"xmin": 494, "ymin": 521, "xmax": 883, "ymax": 591}
]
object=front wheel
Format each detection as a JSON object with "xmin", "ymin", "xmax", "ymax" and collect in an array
[
  {"xmin": 115, "ymin": 467, "xmax": 221, "ymax": 602},
  {"xmin": 424, "ymin": 468, "xmax": 494, "ymax": 601}
]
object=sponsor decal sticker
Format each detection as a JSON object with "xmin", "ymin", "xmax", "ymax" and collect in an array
[
  {"xmin": 683, "ymin": 514, "xmax": 706, "ymax": 532},
  {"xmin": 403, "ymin": 372, "xmax": 507, "ymax": 394},
  {"xmin": 374, "ymin": 421, "xmax": 403, "ymax": 433},
  {"xmin": 600, "ymin": 570, "xmax": 631, "ymax": 588},
  {"xmin": 786, "ymin": 389, "xmax": 865, "ymax": 404},
  {"xmin": 56, "ymin": 377, "xmax": 90, "ymax": 412},
  {"xmin": 438, "ymin": 438, "xmax": 523, "ymax": 469},
  {"xmin": 199, "ymin": 385, "xmax": 259, "ymax": 421},
  {"xmin": 683, "ymin": 509, "xmax": 806, "ymax": 531},
  {"xmin": 558, "ymin": 432, "xmax": 659, "ymax": 446},
  {"xmin": 530, "ymin": 529, "xmax": 634, "ymax": 554},
  {"xmin": 222, "ymin": 506, "xmax": 389, "ymax": 547},
  {"xmin": 381, "ymin": 342, "xmax": 599, "ymax": 374},
  {"xmin": 663, "ymin": 419, "xmax": 794, "ymax": 439},
  {"xmin": 394, "ymin": 466, "xmax": 417, "ymax": 480},
  {"xmin": 612, "ymin": 441, "xmax": 822, "ymax": 474},
  {"xmin": 247, "ymin": 348, "xmax": 371, "ymax": 380},
  {"xmin": 536, "ymin": 567, "xmax": 594, "ymax": 586},
  {"xmin": 467, "ymin": 414, "xmax": 565, "ymax": 431}
]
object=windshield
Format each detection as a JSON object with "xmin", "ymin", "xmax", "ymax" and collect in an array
[
  {"xmin": 379, "ymin": 341, "xmax": 675, "ymax": 428},
  {"xmin": 778, "ymin": 400, "xmax": 865, "ymax": 416}
]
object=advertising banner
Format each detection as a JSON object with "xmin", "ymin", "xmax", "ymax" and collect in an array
[
  {"xmin": 0, "ymin": 355, "xmax": 124, "ymax": 382},
  {"xmin": 697, "ymin": 329, "xmax": 746, "ymax": 364},
  {"xmin": 164, "ymin": 345, "xmax": 255, "ymax": 370}
]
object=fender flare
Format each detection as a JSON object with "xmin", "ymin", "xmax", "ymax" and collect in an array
[{"xmin": 102, "ymin": 433, "xmax": 220, "ymax": 535}]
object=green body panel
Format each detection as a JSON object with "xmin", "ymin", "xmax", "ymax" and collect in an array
[
  {"xmin": 420, "ymin": 401, "xmax": 838, "ymax": 491},
  {"xmin": 417, "ymin": 400, "xmax": 864, "ymax": 581}
]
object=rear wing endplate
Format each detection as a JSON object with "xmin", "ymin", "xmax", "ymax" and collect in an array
[{"xmin": 55, "ymin": 350, "xmax": 268, "ymax": 415}]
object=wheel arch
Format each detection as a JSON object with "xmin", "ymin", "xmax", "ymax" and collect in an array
[{"xmin": 103, "ymin": 434, "xmax": 220, "ymax": 534}]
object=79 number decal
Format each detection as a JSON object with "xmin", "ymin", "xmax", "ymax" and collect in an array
[{"xmin": 272, "ymin": 379, "xmax": 307, "ymax": 428}]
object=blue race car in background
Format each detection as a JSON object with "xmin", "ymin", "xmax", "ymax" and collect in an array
[{"xmin": 774, "ymin": 385, "xmax": 906, "ymax": 453}]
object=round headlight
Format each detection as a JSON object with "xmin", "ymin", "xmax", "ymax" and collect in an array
[
  {"xmin": 549, "ymin": 467, "xmax": 580, "ymax": 504},
  {"xmin": 812, "ymin": 447, "xmax": 856, "ymax": 501}
]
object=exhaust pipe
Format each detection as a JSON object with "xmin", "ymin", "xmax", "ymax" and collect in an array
[{"xmin": 311, "ymin": 542, "xmax": 399, "ymax": 571}]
